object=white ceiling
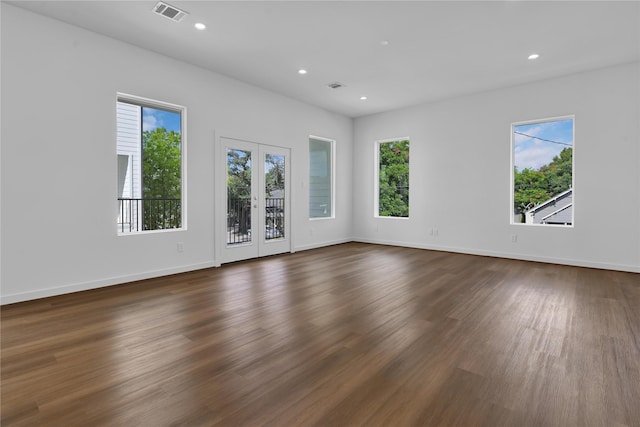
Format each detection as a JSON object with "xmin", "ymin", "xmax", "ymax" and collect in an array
[{"xmin": 8, "ymin": 1, "xmax": 640, "ymax": 118}]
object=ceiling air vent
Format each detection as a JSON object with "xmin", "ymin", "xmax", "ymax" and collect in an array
[
  {"xmin": 153, "ymin": 1, "xmax": 188, "ymax": 22},
  {"xmin": 327, "ymin": 82, "xmax": 346, "ymax": 89}
]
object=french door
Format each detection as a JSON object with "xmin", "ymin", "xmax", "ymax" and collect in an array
[{"xmin": 220, "ymin": 138, "xmax": 291, "ymax": 263}]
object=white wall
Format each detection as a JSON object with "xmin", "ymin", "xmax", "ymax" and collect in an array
[
  {"xmin": 353, "ymin": 62, "xmax": 640, "ymax": 272},
  {"xmin": 2, "ymin": 5, "xmax": 637, "ymax": 305},
  {"xmin": 0, "ymin": 4, "xmax": 353, "ymax": 304}
]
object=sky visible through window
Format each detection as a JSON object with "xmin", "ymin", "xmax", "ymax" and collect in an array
[
  {"xmin": 514, "ymin": 118, "xmax": 573, "ymax": 171},
  {"xmin": 143, "ymin": 107, "xmax": 181, "ymax": 132}
]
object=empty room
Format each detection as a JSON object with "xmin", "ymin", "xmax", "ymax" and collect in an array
[{"xmin": 1, "ymin": 1, "xmax": 639, "ymax": 426}]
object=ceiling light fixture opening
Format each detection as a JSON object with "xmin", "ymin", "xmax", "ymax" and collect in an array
[
  {"xmin": 360, "ymin": 96, "xmax": 368, "ymax": 100},
  {"xmin": 528, "ymin": 53, "xmax": 540, "ymax": 60},
  {"xmin": 298, "ymin": 69, "xmax": 308, "ymax": 75},
  {"xmin": 194, "ymin": 22, "xmax": 206, "ymax": 30}
]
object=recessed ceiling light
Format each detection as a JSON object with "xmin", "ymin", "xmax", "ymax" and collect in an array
[
  {"xmin": 528, "ymin": 53, "xmax": 540, "ymax": 60},
  {"xmin": 380, "ymin": 40, "xmax": 390, "ymax": 46},
  {"xmin": 194, "ymin": 22, "xmax": 206, "ymax": 30},
  {"xmin": 360, "ymin": 96, "xmax": 368, "ymax": 101},
  {"xmin": 298, "ymin": 69, "xmax": 308, "ymax": 75}
]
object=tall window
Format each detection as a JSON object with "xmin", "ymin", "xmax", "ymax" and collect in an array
[
  {"xmin": 116, "ymin": 95, "xmax": 185, "ymax": 233},
  {"xmin": 512, "ymin": 116, "xmax": 574, "ymax": 226},
  {"xmin": 309, "ymin": 137, "xmax": 334, "ymax": 219},
  {"xmin": 376, "ymin": 139, "xmax": 410, "ymax": 218}
]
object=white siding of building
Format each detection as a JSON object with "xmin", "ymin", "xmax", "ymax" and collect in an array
[
  {"xmin": 116, "ymin": 101, "xmax": 142, "ymax": 231},
  {"xmin": 117, "ymin": 154, "xmax": 131, "ymax": 198},
  {"xmin": 525, "ymin": 190, "xmax": 573, "ymax": 225},
  {"xmin": 117, "ymin": 101, "xmax": 141, "ymax": 198}
]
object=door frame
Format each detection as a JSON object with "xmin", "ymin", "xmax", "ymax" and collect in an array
[{"xmin": 216, "ymin": 136, "xmax": 292, "ymax": 265}]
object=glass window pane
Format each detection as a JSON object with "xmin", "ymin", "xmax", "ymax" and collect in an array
[
  {"xmin": 116, "ymin": 98, "xmax": 183, "ymax": 233},
  {"xmin": 512, "ymin": 117, "xmax": 574, "ymax": 226},
  {"xmin": 377, "ymin": 139, "xmax": 409, "ymax": 218},
  {"xmin": 309, "ymin": 138, "xmax": 332, "ymax": 218}
]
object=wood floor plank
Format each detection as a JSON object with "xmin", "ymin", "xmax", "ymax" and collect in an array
[{"xmin": 2, "ymin": 243, "xmax": 639, "ymax": 426}]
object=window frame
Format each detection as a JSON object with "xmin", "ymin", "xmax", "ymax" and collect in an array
[
  {"xmin": 309, "ymin": 135, "xmax": 336, "ymax": 220},
  {"xmin": 116, "ymin": 93, "xmax": 187, "ymax": 235},
  {"xmin": 510, "ymin": 115, "xmax": 574, "ymax": 227},
  {"xmin": 374, "ymin": 137, "xmax": 410, "ymax": 219}
]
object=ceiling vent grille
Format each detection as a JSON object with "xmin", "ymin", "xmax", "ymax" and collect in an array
[
  {"xmin": 153, "ymin": 2, "xmax": 188, "ymax": 22},
  {"xmin": 327, "ymin": 82, "xmax": 346, "ymax": 89}
]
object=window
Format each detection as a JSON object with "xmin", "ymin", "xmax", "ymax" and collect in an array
[
  {"xmin": 376, "ymin": 138, "xmax": 410, "ymax": 218},
  {"xmin": 116, "ymin": 95, "xmax": 185, "ymax": 233},
  {"xmin": 309, "ymin": 137, "xmax": 334, "ymax": 219},
  {"xmin": 512, "ymin": 116, "xmax": 574, "ymax": 226}
]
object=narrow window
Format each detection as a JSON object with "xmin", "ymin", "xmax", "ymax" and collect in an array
[
  {"xmin": 309, "ymin": 137, "xmax": 334, "ymax": 219},
  {"xmin": 116, "ymin": 95, "xmax": 185, "ymax": 233},
  {"xmin": 512, "ymin": 117, "xmax": 574, "ymax": 226},
  {"xmin": 376, "ymin": 139, "xmax": 410, "ymax": 218}
]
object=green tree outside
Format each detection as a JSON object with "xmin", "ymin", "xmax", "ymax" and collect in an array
[
  {"xmin": 265, "ymin": 154, "xmax": 285, "ymax": 196},
  {"xmin": 227, "ymin": 149, "xmax": 252, "ymax": 200},
  {"xmin": 513, "ymin": 147, "xmax": 572, "ymax": 220},
  {"xmin": 142, "ymin": 127, "xmax": 181, "ymax": 229},
  {"xmin": 379, "ymin": 140, "xmax": 409, "ymax": 217}
]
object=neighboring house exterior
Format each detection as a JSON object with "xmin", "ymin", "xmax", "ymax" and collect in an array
[
  {"xmin": 525, "ymin": 188, "xmax": 573, "ymax": 225},
  {"xmin": 116, "ymin": 101, "xmax": 142, "ymax": 232}
]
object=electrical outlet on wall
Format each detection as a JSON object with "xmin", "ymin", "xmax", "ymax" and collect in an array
[{"xmin": 177, "ymin": 242, "xmax": 184, "ymax": 252}]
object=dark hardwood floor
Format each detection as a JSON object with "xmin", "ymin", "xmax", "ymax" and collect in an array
[{"xmin": 2, "ymin": 243, "xmax": 639, "ymax": 426}]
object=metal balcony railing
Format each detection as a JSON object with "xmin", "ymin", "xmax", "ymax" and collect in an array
[
  {"xmin": 118, "ymin": 198, "xmax": 181, "ymax": 233},
  {"xmin": 227, "ymin": 197, "xmax": 252, "ymax": 244},
  {"xmin": 227, "ymin": 197, "xmax": 285, "ymax": 244}
]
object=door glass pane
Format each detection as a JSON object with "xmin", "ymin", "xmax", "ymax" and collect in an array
[
  {"xmin": 227, "ymin": 148, "xmax": 252, "ymax": 245},
  {"xmin": 265, "ymin": 153, "xmax": 285, "ymax": 240}
]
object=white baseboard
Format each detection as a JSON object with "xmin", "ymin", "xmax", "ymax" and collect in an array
[
  {"xmin": 4, "ymin": 239, "xmax": 637, "ymax": 305},
  {"xmin": 294, "ymin": 238, "xmax": 352, "ymax": 253},
  {"xmin": 1, "ymin": 261, "xmax": 218, "ymax": 305},
  {"xmin": 352, "ymin": 237, "xmax": 640, "ymax": 273}
]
